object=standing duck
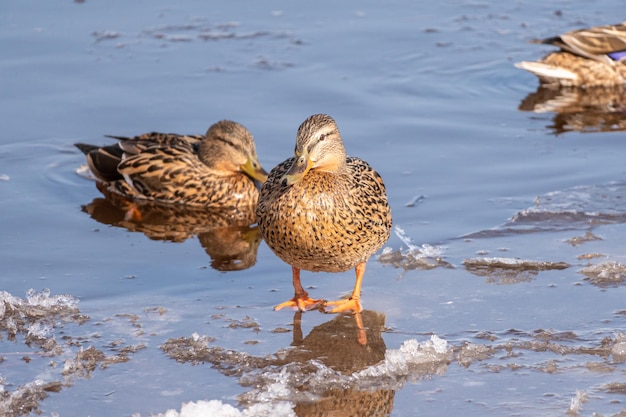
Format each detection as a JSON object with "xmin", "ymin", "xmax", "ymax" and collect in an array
[
  {"xmin": 75, "ymin": 120, "xmax": 268, "ymax": 209},
  {"xmin": 256, "ymin": 114, "xmax": 392, "ymax": 313},
  {"xmin": 515, "ymin": 22, "xmax": 626, "ymax": 87}
]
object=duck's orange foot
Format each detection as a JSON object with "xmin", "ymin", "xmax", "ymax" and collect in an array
[
  {"xmin": 323, "ymin": 297, "xmax": 363, "ymax": 314},
  {"xmin": 274, "ymin": 296, "xmax": 324, "ymax": 312}
]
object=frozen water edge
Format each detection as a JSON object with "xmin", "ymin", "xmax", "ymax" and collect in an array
[
  {"xmin": 463, "ymin": 257, "xmax": 570, "ymax": 271},
  {"xmin": 393, "ymin": 226, "xmax": 446, "ymax": 258},
  {"xmin": 0, "ymin": 289, "xmax": 147, "ymax": 417},
  {"xmin": 378, "ymin": 226, "xmax": 452, "ymax": 271},
  {"xmin": 136, "ymin": 400, "xmax": 297, "ymax": 417},
  {"xmin": 152, "ymin": 335, "xmax": 451, "ymax": 417}
]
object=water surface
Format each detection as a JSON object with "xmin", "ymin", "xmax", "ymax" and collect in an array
[{"xmin": 1, "ymin": 1, "xmax": 626, "ymax": 416}]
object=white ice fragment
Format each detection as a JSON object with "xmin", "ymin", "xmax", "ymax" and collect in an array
[
  {"xmin": 260, "ymin": 381, "xmax": 292, "ymax": 402},
  {"xmin": 381, "ymin": 247, "xmax": 393, "ymax": 255},
  {"xmin": 429, "ymin": 334, "xmax": 448, "ymax": 354},
  {"xmin": 25, "ymin": 288, "xmax": 78, "ymax": 309},
  {"xmin": 242, "ymin": 402, "xmax": 295, "ymax": 417},
  {"xmin": 419, "ymin": 244, "xmax": 446, "ymax": 258},
  {"xmin": 472, "ymin": 257, "xmax": 523, "ymax": 266},
  {"xmin": 0, "ymin": 290, "xmax": 24, "ymax": 312},
  {"xmin": 178, "ymin": 400, "xmax": 240, "ymax": 417},
  {"xmin": 0, "ymin": 174, "xmax": 9, "ymax": 181},
  {"xmin": 611, "ymin": 333, "xmax": 626, "ymax": 362},
  {"xmin": 27, "ymin": 322, "xmax": 52, "ymax": 339},
  {"xmin": 568, "ymin": 389, "xmax": 587, "ymax": 413},
  {"xmin": 145, "ymin": 399, "xmax": 295, "ymax": 417},
  {"xmin": 5, "ymin": 317, "xmax": 17, "ymax": 333},
  {"xmin": 191, "ymin": 332, "xmax": 200, "ymax": 342},
  {"xmin": 394, "ymin": 226, "xmax": 420, "ymax": 252},
  {"xmin": 355, "ymin": 336, "xmax": 450, "ymax": 382},
  {"xmin": 394, "ymin": 226, "xmax": 446, "ymax": 257},
  {"xmin": 612, "ymin": 342, "xmax": 626, "ymax": 360}
]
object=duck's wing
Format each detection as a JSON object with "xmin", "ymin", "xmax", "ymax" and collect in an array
[
  {"xmin": 107, "ymin": 132, "xmax": 203, "ymax": 154},
  {"xmin": 541, "ymin": 23, "xmax": 626, "ymax": 64}
]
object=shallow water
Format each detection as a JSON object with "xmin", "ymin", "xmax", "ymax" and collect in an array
[{"xmin": 2, "ymin": 1, "xmax": 626, "ymax": 416}]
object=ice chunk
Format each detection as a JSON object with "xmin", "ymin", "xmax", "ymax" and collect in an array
[
  {"xmin": 27, "ymin": 322, "xmax": 53, "ymax": 339},
  {"xmin": 0, "ymin": 289, "xmax": 80, "ymax": 346},
  {"xmin": 379, "ymin": 227, "xmax": 450, "ymax": 270},
  {"xmin": 464, "ymin": 257, "xmax": 569, "ymax": 271},
  {"xmin": 354, "ymin": 336, "xmax": 450, "ymax": 386},
  {"xmin": 239, "ymin": 336, "xmax": 451, "ymax": 402},
  {"xmin": 143, "ymin": 399, "xmax": 296, "ymax": 417},
  {"xmin": 394, "ymin": 226, "xmax": 445, "ymax": 257},
  {"xmin": 25, "ymin": 288, "xmax": 78, "ymax": 310},
  {"xmin": 612, "ymin": 332, "xmax": 626, "ymax": 363},
  {"xmin": 0, "ymin": 379, "xmax": 51, "ymax": 416},
  {"xmin": 568, "ymin": 389, "xmax": 587, "ymax": 413},
  {"xmin": 580, "ymin": 261, "xmax": 626, "ymax": 287},
  {"xmin": 464, "ymin": 257, "xmax": 570, "ymax": 284},
  {"xmin": 510, "ymin": 183, "xmax": 626, "ymax": 229},
  {"xmin": 162, "ymin": 334, "xmax": 450, "ymax": 414}
]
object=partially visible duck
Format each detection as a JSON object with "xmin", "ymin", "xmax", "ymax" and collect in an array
[{"xmin": 515, "ymin": 22, "xmax": 626, "ymax": 87}]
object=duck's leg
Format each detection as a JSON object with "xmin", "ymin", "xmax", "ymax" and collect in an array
[
  {"xmin": 353, "ymin": 310, "xmax": 367, "ymax": 346},
  {"xmin": 274, "ymin": 267, "xmax": 323, "ymax": 311},
  {"xmin": 324, "ymin": 262, "xmax": 365, "ymax": 314}
]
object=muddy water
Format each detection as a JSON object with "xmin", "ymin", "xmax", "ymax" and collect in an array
[{"xmin": 2, "ymin": 1, "xmax": 626, "ymax": 416}]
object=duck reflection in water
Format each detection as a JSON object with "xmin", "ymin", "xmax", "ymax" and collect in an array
[
  {"xmin": 163, "ymin": 310, "xmax": 396, "ymax": 417},
  {"xmin": 81, "ymin": 184, "xmax": 262, "ymax": 271},
  {"xmin": 287, "ymin": 310, "xmax": 394, "ymax": 417},
  {"xmin": 518, "ymin": 85, "xmax": 626, "ymax": 135}
]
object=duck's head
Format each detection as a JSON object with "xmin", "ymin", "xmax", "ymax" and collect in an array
[
  {"xmin": 281, "ymin": 114, "xmax": 347, "ymax": 186},
  {"xmin": 200, "ymin": 120, "xmax": 268, "ymax": 183}
]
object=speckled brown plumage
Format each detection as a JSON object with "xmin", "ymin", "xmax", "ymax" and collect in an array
[
  {"xmin": 256, "ymin": 114, "xmax": 392, "ymax": 314},
  {"xmin": 75, "ymin": 120, "xmax": 267, "ymax": 209},
  {"xmin": 516, "ymin": 22, "xmax": 626, "ymax": 87}
]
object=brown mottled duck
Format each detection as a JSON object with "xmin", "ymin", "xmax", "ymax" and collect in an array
[
  {"xmin": 256, "ymin": 114, "xmax": 392, "ymax": 313},
  {"xmin": 75, "ymin": 120, "xmax": 268, "ymax": 209},
  {"xmin": 515, "ymin": 22, "xmax": 626, "ymax": 87}
]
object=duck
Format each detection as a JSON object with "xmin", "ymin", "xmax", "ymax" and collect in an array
[
  {"xmin": 256, "ymin": 114, "xmax": 392, "ymax": 314},
  {"xmin": 515, "ymin": 22, "xmax": 626, "ymax": 87},
  {"xmin": 75, "ymin": 120, "xmax": 268, "ymax": 209}
]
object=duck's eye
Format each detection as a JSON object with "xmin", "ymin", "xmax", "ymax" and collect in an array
[{"xmin": 318, "ymin": 134, "xmax": 326, "ymax": 141}]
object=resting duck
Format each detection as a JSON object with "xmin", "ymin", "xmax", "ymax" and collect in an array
[
  {"xmin": 515, "ymin": 22, "xmax": 626, "ymax": 87},
  {"xmin": 75, "ymin": 120, "xmax": 267, "ymax": 208}
]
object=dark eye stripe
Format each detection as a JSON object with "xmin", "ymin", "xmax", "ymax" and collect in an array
[{"xmin": 215, "ymin": 135, "xmax": 246, "ymax": 154}]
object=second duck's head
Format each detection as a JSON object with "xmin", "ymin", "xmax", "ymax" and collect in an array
[{"xmin": 200, "ymin": 120, "xmax": 268, "ymax": 183}]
